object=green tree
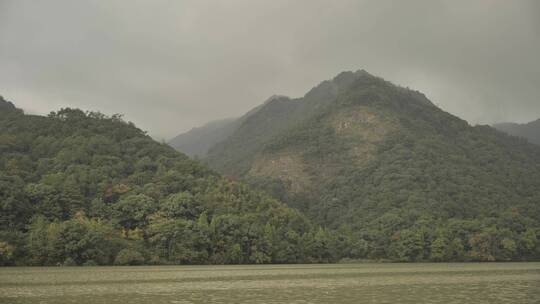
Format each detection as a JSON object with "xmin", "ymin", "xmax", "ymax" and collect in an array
[
  {"xmin": 113, "ymin": 194, "xmax": 156, "ymax": 230},
  {"xmin": 114, "ymin": 248, "xmax": 145, "ymax": 265},
  {"xmin": 159, "ymin": 192, "xmax": 205, "ymax": 220},
  {"xmin": 520, "ymin": 228, "xmax": 538, "ymax": 258},
  {"xmin": 0, "ymin": 241, "xmax": 15, "ymax": 265},
  {"xmin": 468, "ymin": 228, "xmax": 497, "ymax": 262},
  {"xmin": 389, "ymin": 228, "xmax": 426, "ymax": 262}
]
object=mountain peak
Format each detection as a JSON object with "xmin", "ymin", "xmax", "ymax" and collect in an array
[
  {"xmin": 332, "ymin": 69, "xmax": 372, "ymax": 85},
  {"xmin": 265, "ymin": 95, "xmax": 290, "ymax": 103},
  {"xmin": 304, "ymin": 69, "xmax": 374, "ymax": 101}
]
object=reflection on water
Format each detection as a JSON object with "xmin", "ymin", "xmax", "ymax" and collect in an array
[{"xmin": 1, "ymin": 263, "xmax": 539, "ymax": 303}]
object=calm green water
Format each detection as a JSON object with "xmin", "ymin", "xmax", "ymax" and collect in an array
[{"xmin": 0, "ymin": 263, "xmax": 539, "ymax": 303}]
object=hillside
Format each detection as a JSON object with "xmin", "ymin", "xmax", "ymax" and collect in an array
[
  {"xmin": 493, "ymin": 119, "xmax": 540, "ymax": 145},
  {"xmin": 201, "ymin": 71, "xmax": 540, "ymax": 262},
  {"xmin": 0, "ymin": 101, "xmax": 344, "ymax": 266}
]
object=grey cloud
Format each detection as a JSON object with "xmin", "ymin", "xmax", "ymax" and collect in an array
[{"xmin": 1, "ymin": 0, "xmax": 538, "ymax": 139}]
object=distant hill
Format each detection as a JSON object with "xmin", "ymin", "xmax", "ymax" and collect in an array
[
  {"xmin": 168, "ymin": 92, "xmax": 311, "ymax": 159},
  {"xmin": 193, "ymin": 70, "xmax": 540, "ymax": 262},
  {"xmin": 493, "ymin": 119, "xmax": 540, "ymax": 145},
  {"xmin": 168, "ymin": 118, "xmax": 239, "ymax": 158},
  {"xmin": 0, "ymin": 95, "xmax": 18, "ymax": 111}
]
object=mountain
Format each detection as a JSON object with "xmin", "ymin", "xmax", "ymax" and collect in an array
[
  {"xmin": 493, "ymin": 119, "xmax": 540, "ymax": 146},
  {"xmin": 199, "ymin": 70, "xmax": 540, "ymax": 262},
  {"xmin": 3, "ymin": 71, "xmax": 540, "ymax": 264},
  {"xmin": 168, "ymin": 118, "xmax": 239, "ymax": 158},
  {"xmin": 205, "ymin": 71, "xmax": 371, "ymax": 175},
  {"xmin": 0, "ymin": 101, "xmax": 342, "ymax": 266}
]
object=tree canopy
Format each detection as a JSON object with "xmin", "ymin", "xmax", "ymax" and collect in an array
[{"xmin": 0, "ymin": 105, "xmax": 337, "ymax": 265}]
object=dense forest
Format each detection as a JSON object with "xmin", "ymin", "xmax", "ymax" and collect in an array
[
  {"xmin": 176, "ymin": 71, "xmax": 540, "ymax": 262},
  {"xmin": 0, "ymin": 96, "xmax": 356, "ymax": 266}
]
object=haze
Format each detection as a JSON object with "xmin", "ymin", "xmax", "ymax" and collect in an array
[{"xmin": 1, "ymin": 0, "xmax": 539, "ymax": 139}]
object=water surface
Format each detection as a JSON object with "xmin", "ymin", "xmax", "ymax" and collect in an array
[{"xmin": 1, "ymin": 263, "xmax": 539, "ymax": 303}]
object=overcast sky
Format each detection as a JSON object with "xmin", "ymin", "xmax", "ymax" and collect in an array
[{"xmin": 1, "ymin": 0, "xmax": 539, "ymax": 139}]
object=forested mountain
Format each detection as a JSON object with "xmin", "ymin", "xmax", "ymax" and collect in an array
[
  {"xmin": 198, "ymin": 71, "xmax": 540, "ymax": 262},
  {"xmin": 168, "ymin": 118, "xmax": 239, "ymax": 158},
  {"xmin": 493, "ymin": 119, "xmax": 540, "ymax": 145},
  {"xmin": 2, "ymin": 70, "xmax": 540, "ymax": 265},
  {"xmin": 0, "ymin": 101, "xmax": 350, "ymax": 266}
]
